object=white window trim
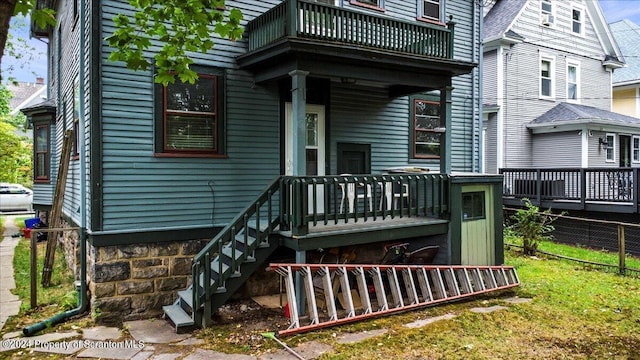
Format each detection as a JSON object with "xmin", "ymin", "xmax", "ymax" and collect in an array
[
  {"xmin": 605, "ymin": 133, "xmax": 615, "ymax": 163},
  {"xmin": 417, "ymin": 0, "xmax": 444, "ymax": 23},
  {"xmin": 632, "ymin": 135, "xmax": 640, "ymax": 163},
  {"xmin": 539, "ymin": 53, "xmax": 555, "ymax": 99},
  {"xmin": 571, "ymin": 5, "xmax": 585, "ymax": 36},
  {"xmin": 566, "ymin": 59, "xmax": 580, "ymax": 103},
  {"xmin": 540, "ymin": 0, "xmax": 554, "ymax": 27}
]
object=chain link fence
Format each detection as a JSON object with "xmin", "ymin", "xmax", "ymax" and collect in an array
[{"xmin": 504, "ymin": 208, "xmax": 640, "ymax": 277}]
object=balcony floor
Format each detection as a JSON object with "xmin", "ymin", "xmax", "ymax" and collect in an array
[{"xmin": 279, "ymin": 215, "xmax": 449, "ymax": 251}]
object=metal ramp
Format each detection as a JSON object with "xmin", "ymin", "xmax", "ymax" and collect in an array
[{"xmin": 269, "ymin": 263, "xmax": 520, "ymax": 336}]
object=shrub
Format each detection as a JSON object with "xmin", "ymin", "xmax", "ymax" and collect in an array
[{"xmin": 509, "ymin": 199, "xmax": 556, "ymax": 255}]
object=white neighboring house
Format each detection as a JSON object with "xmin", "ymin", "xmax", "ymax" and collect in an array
[
  {"xmin": 610, "ymin": 19, "xmax": 640, "ymax": 119},
  {"xmin": 481, "ymin": 0, "xmax": 640, "ymax": 172},
  {"xmin": 6, "ymin": 78, "xmax": 47, "ymax": 139}
]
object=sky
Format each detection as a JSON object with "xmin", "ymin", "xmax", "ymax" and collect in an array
[{"xmin": 1, "ymin": 0, "xmax": 640, "ymax": 84}]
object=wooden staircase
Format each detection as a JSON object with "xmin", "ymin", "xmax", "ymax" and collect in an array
[{"xmin": 163, "ymin": 178, "xmax": 283, "ymax": 331}]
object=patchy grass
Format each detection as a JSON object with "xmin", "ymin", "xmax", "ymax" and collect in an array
[
  {"xmin": 506, "ymin": 232, "xmax": 640, "ymax": 271},
  {"xmin": 0, "ymin": 216, "xmax": 87, "ymax": 337},
  {"xmin": 193, "ymin": 249, "xmax": 640, "ymax": 359}
]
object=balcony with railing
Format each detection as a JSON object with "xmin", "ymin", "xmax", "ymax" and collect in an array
[
  {"xmin": 500, "ymin": 168, "xmax": 640, "ymax": 214},
  {"xmin": 243, "ymin": 0, "xmax": 454, "ymax": 60}
]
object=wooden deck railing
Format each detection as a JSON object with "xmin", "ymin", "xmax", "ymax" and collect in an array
[
  {"xmin": 281, "ymin": 174, "xmax": 449, "ymax": 236},
  {"xmin": 500, "ymin": 168, "xmax": 639, "ymax": 213},
  {"xmin": 246, "ymin": 0, "xmax": 454, "ymax": 59}
]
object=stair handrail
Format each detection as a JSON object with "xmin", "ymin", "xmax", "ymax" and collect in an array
[{"xmin": 191, "ymin": 176, "xmax": 283, "ymax": 314}]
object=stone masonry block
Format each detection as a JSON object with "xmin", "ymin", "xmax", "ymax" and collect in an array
[
  {"xmin": 132, "ymin": 258, "xmax": 163, "ymax": 268},
  {"xmin": 156, "ymin": 277, "xmax": 187, "ymax": 291},
  {"xmin": 118, "ymin": 245, "xmax": 149, "ymax": 259},
  {"xmin": 117, "ymin": 280, "xmax": 154, "ymax": 295},
  {"xmin": 132, "ymin": 266, "xmax": 168, "ymax": 279},
  {"xmin": 94, "ymin": 261, "xmax": 131, "ymax": 283},
  {"xmin": 149, "ymin": 243, "xmax": 179, "ymax": 257},
  {"xmin": 170, "ymin": 257, "xmax": 192, "ymax": 276},
  {"xmin": 92, "ymin": 283, "xmax": 116, "ymax": 298}
]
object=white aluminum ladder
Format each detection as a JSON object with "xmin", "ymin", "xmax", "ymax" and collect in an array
[{"xmin": 270, "ymin": 263, "xmax": 520, "ymax": 336}]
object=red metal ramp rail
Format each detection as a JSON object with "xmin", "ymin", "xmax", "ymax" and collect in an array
[{"xmin": 268, "ymin": 263, "xmax": 520, "ymax": 336}]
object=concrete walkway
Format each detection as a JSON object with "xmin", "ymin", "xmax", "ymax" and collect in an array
[{"xmin": 0, "ymin": 215, "xmax": 22, "ymax": 331}]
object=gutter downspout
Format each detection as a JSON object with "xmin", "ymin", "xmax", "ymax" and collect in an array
[
  {"xmin": 23, "ymin": 0, "xmax": 89, "ymax": 336},
  {"xmin": 477, "ymin": 0, "xmax": 484, "ymax": 173}
]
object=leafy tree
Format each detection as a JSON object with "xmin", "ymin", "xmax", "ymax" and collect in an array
[
  {"xmin": 0, "ymin": 85, "xmax": 32, "ymax": 186},
  {"xmin": 1, "ymin": 0, "xmax": 243, "ymax": 85},
  {"xmin": 508, "ymin": 199, "xmax": 557, "ymax": 256}
]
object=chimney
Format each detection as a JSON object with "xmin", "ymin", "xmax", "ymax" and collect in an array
[{"xmin": 36, "ymin": 77, "xmax": 44, "ymax": 85}]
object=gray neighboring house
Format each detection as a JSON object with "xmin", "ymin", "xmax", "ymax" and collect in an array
[
  {"xmin": 6, "ymin": 78, "xmax": 47, "ymax": 139},
  {"xmin": 611, "ymin": 19, "xmax": 640, "ymax": 119},
  {"xmin": 481, "ymin": 0, "xmax": 640, "ymax": 172}
]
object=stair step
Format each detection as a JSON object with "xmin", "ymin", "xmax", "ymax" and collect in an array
[
  {"xmin": 222, "ymin": 246, "xmax": 245, "ymax": 261},
  {"xmin": 177, "ymin": 289, "xmax": 193, "ymax": 310},
  {"xmin": 163, "ymin": 304, "xmax": 194, "ymax": 330}
]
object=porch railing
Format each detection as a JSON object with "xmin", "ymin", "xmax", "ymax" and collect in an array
[
  {"xmin": 500, "ymin": 168, "xmax": 639, "ymax": 212},
  {"xmin": 246, "ymin": 0, "xmax": 454, "ymax": 59},
  {"xmin": 281, "ymin": 174, "xmax": 449, "ymax": 236}
]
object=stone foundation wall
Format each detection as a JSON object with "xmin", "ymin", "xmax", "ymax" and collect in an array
[{"xmin": 86, "ymin": 240, "xmax": 207, "ymax": 325}]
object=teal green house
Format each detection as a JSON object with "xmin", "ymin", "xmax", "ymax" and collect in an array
[{"xmin": 24, "ymin": 0, "xmax": 503, "ymax": 328}]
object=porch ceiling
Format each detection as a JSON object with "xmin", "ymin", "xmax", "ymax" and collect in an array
[{"xmin": 236, "ymin": 38, "xmax": 476, "ymax": 96}]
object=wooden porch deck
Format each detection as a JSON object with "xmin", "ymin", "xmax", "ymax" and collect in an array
[{"xmin": 279, "ymin": 215, "xmax": 449, "ymax": 251}]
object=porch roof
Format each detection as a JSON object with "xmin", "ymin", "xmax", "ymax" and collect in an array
[
  {"xmin": 237, "ymin": 38, "xmax": 475, "ymax": 96},
  {"xmin": 527, "ymin": 102, "xmax": 640, "ymax": 133}
]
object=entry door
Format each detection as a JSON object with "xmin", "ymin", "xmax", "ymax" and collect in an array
[
  {"xmin": 619, "ymin": 135, "xmax": 631, "ymax": 167},
  {"xmin": 285, "ymin": 103, "xmax": 326, "ymax": 213},
  {"xmin": 461, "ymin": 185, "xmax": 494, "ymax": 265}
]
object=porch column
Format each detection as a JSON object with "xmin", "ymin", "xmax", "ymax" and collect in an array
[
  {"xmin": 440, "ymin": 85, "xmax": 453, "ymax": 174},
  {"xmin": 289, "ymin": 70, "xmax": 309, "ymax": 176}
]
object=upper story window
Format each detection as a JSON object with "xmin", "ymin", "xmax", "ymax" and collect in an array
[
  {"xmin": 605, "ymin": 133, "xmax": 615, "ymax": 162},
  {"xmin": 34, "ymin": 124, "xmax": 50, "ymax": 182},
  {"xmin": 419, "ymin": 0, "xmax": 442, "ymax": 23},
  {"xmin": 572, "ymin": 7, "xmax": 583, "ymax": 35},
  {"xmin": 541, "ymin": 0, "xmax": 554, "ymax": 26},
  {"xmin": 567, "ymin": 61, "xmax": 580, "ymax": 102},
  {"xmin": 350, "ymin": 0, "xmax": 384, "ymax": 11},
  {"xmin": 411, "ymin": 96, "xmax": 441, "ymax": 159},
  {"xmin": 632, "ymin": 136, "xmax": 640, "ymax": 163},
  {"xmin": 540, "ymin": 55, "xmax": 555, "ymax": 99},
  {"xmin": 154, "ymin": 66, "xmax": 226, "ymax": 157}
]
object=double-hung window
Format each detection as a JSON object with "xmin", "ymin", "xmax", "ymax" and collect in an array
[
  {"xmin": 572, "ymin": 6, "xmax": 583, "ymax": 35},
  {"xmin": 350, "ymin": 0, "xmax": 383, "ymax": 8},
  {"xmin": 567, "ymin": 61, "xmax": 580, "ymax": 102},
  {"xmin": 34, "ymin": 124, "xmax": 50, "ymax": 182},
  {"xmin": 541, "ymin": 0, "xmax": 553, "ymax": 26},
  {"xmin": 605, "ymin": 133, "xmax": 615, "ymax": 162},
  {"xmin": 419, "ymin": 0, "xmax": 441, "ymax": 23},
  {"xmin": 155, "ymin": 66, "xmax": 226, "ymax": 156},
  {"xmin": 633, "ymin": 136, "xmax": 640, "ymax": 163},
  {"xmin": 540, "ymin": 55, "xmax": 555, "ymax": 99},
  {"xmin": 412, "ymin": 96, "xmax": 441, "ymax": 159}
]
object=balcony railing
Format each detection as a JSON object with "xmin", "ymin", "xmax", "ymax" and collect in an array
[
  {"xmin": 280, "ymin": 174, "xmax": 449, "ymax": 236},
  {"xmin": 500, "ymin": 168, "xmax": 640, "ymax": 213},
  {"xmin": 246, "ymin": 0, "xmax": 454, "ymax": 59}
]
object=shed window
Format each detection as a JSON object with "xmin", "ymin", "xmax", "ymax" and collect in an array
[
  {"xmin": 155, "ymin": 66, "xmax": 226, "ymax": 156},
  {"xmin": 462, "ymin": 191, "xmax": 485, "ymax": 221},
  {"xmin": 34, "ymin": 124, "xmax": 50, "ymax": 181},
  {"xmin": 412, "ymin": 97, "xmax": 441, "ymax": 159}
]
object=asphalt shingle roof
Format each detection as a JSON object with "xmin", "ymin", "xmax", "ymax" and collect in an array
[
  {"xmin": 529, "ymin": 102, "xmax": 640, "ymax": 127},
  {"xmin": 483, "ymin": 0, "xmax": 527, "ymax": 40},
  {"xmin": 610, "ymin": 19, "xmax": 640, "ymax": 84}
]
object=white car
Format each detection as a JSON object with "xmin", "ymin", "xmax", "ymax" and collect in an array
[{"xmin": 0, "ymin": 183, "xmax": 33, "ymax": 212}]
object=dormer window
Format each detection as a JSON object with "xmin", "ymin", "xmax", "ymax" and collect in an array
[{"xmin": 541, "ymin": 0, "xmax": 553, "ymax": 26}]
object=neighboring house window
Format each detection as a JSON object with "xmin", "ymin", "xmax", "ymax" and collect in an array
[
  {"xmin": 572, "ymin": 6, "xmax": 583, "ymax": 35},
  {"xmin": 419, "ymin": 0, "xmax": 441, "ymax": 22},
  {"xmin": 412, "ymin": 97, "xmax": 441, "ymax": 159},
  {"xmin": 567, "ymin": 61, "xmax": 580, "ymax": 102},
  {"xmin": 540, "ymin": 56, "xmax": 555, "ymax": 98},
  {"xmin": 541, "ymin": 0, "xmax": 553, "ymax": 26},
  {"xmin": 35, "ymin": 124, "xmax": 50, "ymax": 181},
  {"xmin": 155, "ymin": 66, "xmax": 226, "ymax": 156},
  {"xmin": 350, "ymin": 0, "xmax": 384, "ymax": 9},
  {"xmin": 605, "ymin": 133, "xmax": 615, "ymax": 162},
  {"xmin": 633, "ymin": 136, "xmax": 640, "ymax": 163}
]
